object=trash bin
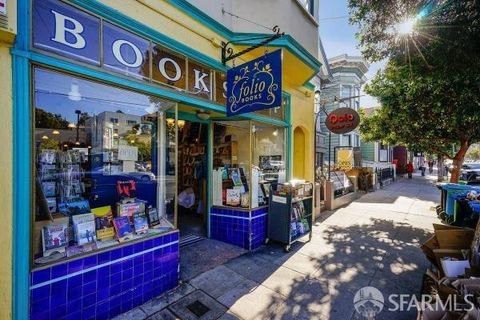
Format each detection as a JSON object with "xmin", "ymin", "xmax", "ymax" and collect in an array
[{"xmin": 441, "ymin": 184, "xmax": 480, "ymax": 216}]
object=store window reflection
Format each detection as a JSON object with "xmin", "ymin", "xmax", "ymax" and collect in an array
[
  {"xmin": 33, "ymin": 67, "xmax": 177, "ymax": 266},
  {"xmin": 252, "ymin": 123, "xmax": 286, "ymax": 208}
]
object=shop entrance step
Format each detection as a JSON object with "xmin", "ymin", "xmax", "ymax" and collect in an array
[{"xmin": 179, "ymin": 234, "xmax": 205, "ymax": 247}]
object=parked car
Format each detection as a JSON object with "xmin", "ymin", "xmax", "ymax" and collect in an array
[
  {"xmin": 268, "ymin": 160, "xmax": 285, "ymax": 170},
  {"xmin": 461, "ymin": 163, "xmax": 480, "ymax": 183}
]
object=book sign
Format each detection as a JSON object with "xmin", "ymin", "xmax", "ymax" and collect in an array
[
  {"xmin": 0, "ymin": 0, "xmax": 6, "ymax": 15},
  {"xmin": 226, "ymin": 50, "xmax": 282, "ymax": 116},
  {"xmin": 325, "ymin": 107, "xmax": 360, "ymax": 134}
]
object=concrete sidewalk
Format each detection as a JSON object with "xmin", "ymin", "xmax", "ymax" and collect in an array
[{"xmin": 116, "ymin": 174, "xmax": 440, "ymax": 320}]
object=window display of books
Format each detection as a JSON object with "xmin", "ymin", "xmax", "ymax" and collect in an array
[
  {"xmin": 37, "ymin": 199, "xmax": 174, "ymax": 264},
  {"xmin": 35, "ymin": 150, "xmax": 176, "ymax": 266},
  {"xmin": 37, "ymin": 149, "xmax": 86, "ymax": 215}
]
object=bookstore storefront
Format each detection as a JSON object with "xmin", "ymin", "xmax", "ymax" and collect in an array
[{"xmin": 9, "ymin": 0, "xmax": 317, "ymax": 319}]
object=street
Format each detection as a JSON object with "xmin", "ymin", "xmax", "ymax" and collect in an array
[{"xmin": 116, "ymin": 173, "xmax": 439, "ymax": 320}]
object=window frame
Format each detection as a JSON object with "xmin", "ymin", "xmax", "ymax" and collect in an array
[{"xmin": 30, "ymin": 65, "xmax": 179, "ymax": 269}]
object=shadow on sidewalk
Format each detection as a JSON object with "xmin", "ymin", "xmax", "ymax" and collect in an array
[{"xmin": 228, "ymin": 217, "xmax": 433, "ymax": 320}]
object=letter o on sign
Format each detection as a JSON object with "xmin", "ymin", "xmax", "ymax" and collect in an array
[
  {"xmin": 112, "ymin": 39, "xmax": 143, "ymax": 68},
  {"xmin": 325, "ymin": 107, "xmax": 360, "ymax": 134},
  {"xmin": 159, "ymin": 57, "xmax": 182, "ymax": 82}
]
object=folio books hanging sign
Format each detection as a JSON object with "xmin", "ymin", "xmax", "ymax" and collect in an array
[{"xmin": 226, "ymin": 50, "xmax": 282, "ymax": 116}]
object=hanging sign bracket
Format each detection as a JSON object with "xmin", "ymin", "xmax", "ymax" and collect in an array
[{"xmin": 221, "ymin": 26, "xmax": 285, "ymax": 65}]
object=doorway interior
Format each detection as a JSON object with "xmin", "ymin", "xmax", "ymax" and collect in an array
[{"xmin": 177, "ymin": 120, "xmax": 208, "ymax": 245}]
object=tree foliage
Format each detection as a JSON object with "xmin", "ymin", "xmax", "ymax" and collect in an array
[
  {"xmin": 35, "ymin": 108, "xmax": 69, "ymax": 129},
  {"xmin": 350, "ymin": 0, "xmax": 480, "ymax": 182}
]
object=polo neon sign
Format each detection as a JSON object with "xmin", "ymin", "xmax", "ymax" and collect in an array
[{"xmin": 325, "ymin": 107, "xmax": 360, "ymax": 134}]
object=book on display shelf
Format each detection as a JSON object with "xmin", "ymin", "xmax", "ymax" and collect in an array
[
  {"xmin": 133, "ymin": 213, "xmax": 149, "ymax": 235},
  {"xmin": 113, "ymin": 216, "xmax": 134, "ymax": 242},
  {"xmin": 42, "ymin": 223, "xmax": 68, "ymax": 257},
  {"xmin": 92, "ymin": 206, "xmax": 115, "ymax": 241},
  {"xmin": 72, "ymin": 213, "xmax": 96, "ymax": 245},
  {"xmin": 146, "ymin": 206, "xmax": 160, "ymax": 227}
]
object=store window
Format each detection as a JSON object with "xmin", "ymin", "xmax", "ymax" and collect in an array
[
  {"xmin": 212, "ymin": 122, "xmax": 251, "ymax": 208},
  {"xmin": 33, "ymin": 67, "xmax": 177, "ymax": 266},
  {"xmin": 252, "ymin": 122, "xmax": 286, "ymax": 208},
  {"xmin": 212, "ymin": 121, "xmax": 286, "ymax": 209},
  {"xmin": 341, "ymin": 134, "xmax": 352, "ymax": 146},
  {"xmin": 254, "ymin": 95, "xmax": 287, "ymax": 120}
]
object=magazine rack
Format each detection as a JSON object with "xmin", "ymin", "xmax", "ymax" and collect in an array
[{"xmin": 266, "ymin": 182, "xmax": 313, "ymax": 252}]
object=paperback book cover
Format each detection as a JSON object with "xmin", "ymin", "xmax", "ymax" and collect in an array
[
  {"xmin": 92, "ymin": 206, "xmax": 115, "ymax": 241},
  {"xmin": 113, "ymin": 216, "xmax": 133, "ymax": 242},
  {"xmin": 146, "ymin": 207, "xmax": 160, "ymax": 227},
  {"xmin": 226, "ymin": 189, "xmax": 241, "ymax": 206},
  {"xmin": 231, "ymin": 170, "xmax": 243, "ymax": 186},
  {"xmin": 72, "ymin": 213, "xmax": 96, "ymax": 245},
  {"xmin": 42, "ymin": 223, "xmax": 68, "ymax": 257},
  {"xmin": 117, "ymin": 201, "xmax": 145, "ymax": 219},
  {"xmin": 133, "ymin": 213, "xmax": 149, "ymax": 235}
]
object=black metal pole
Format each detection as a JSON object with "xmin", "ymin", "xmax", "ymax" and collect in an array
[{"xmin": 328, "ymin": 131, "xmax": 331, "ymax": 180}]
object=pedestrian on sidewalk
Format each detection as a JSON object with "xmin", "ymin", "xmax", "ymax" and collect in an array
[
  {"xmin": 419, "ymin": 159, "xmax": 426, "ymax": 176},
  {"xmin": 407, "ymin": 161, "xmax": 414, "ymax": 179}
]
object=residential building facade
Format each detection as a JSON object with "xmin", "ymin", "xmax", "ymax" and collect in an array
[{"xmin": 319, "ymin": 54, "xmax": 369, "ymax": 164}]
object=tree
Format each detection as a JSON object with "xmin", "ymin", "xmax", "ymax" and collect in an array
[
  {"xmin": 350, "ymin": 0, "xmax": 480, "ymax": 182},
  {"xmin": 466, "ymin": 146, "xmax": 480, "ymax": 161},
  {"xmin": 35, "ymin": 108, "xmax": 69, "ymax": 129}
]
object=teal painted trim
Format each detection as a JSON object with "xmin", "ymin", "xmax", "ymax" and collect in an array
[
  {"xmin": 40, "ymin": 0, "xmax": 319, "ymax": 80},
  {"xmin": 12, "ymin": 0, "xmax": 31, "ymax": 317},
  {"xmin": 69, "ymin": 0, "xmax": 227, "ymax": 72},
  {"xmin": 304, "ymin": 81, "xmax": 315, "ymax": 91},
  {"xmin": 211, "ymin": 114, "xmax": 288, "ymax": 128},
  {"xmin": 15, "ymin": 50, "xmax": 230, "ymax": 114},
  {"xmin": 12, "ymin": 57, "xmax": 31, "ymax": 320},
  {"xmin": 206, "ymin": 122, "xmax": 213, "ymax": 238},
  {"xmin": 166, "ymin": 0, "xmax": 232, "ymax": 39},
  {"xmin": 163, "ymin": 1, "xmax": 321, "ymax": 75},
  {"xmin": 178, "ymin": 111, "xmax": 209, "ymax": 124},
  {"xmin": 283, "ymin": 92, "xmax": 293, "ymax": 180},
  {"xmin": 231, "ymin": 34, "xmax": 321, "ymax": 75}
]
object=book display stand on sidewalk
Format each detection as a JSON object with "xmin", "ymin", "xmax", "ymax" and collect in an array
[{"xmin": 266, "ymin": 182, "xmax": 313, "ymax": 252}]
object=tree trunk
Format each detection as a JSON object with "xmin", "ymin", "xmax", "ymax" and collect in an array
[
  {"xmin": 450, "ymin": 141, "xmax": 470, "ymax": 183},
  {"xmin": 437, "ymin": 155, "xmax": 444, "ymax": 182}
]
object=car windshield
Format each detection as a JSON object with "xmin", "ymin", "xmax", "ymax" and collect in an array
[{"xmin": 464, "ymin": 164, "xmax": 480, "ymax": 169}]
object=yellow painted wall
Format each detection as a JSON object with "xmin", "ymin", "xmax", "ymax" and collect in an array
[
  {"xmin": 0, "ymin": 43, "xmax": 14, "ymax": 320},
  {"xmin": 0, "ymin": 0, "xmax": 16, "ymax": 317},
  {"xmin": 293, "ymin": 127, "xmax": 306, "ymax": 178},
  {"xmin": 99, "ymin": 0, "xmax": 226, "ymax": 61},
  {"xmin": 287, "ymin": 84, "xmax": 314, "ymax": 182}
]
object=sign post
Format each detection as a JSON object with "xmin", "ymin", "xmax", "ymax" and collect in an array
[{"xmin": 226, "ymin": 50, "xmax": 282, "ymax": 116}]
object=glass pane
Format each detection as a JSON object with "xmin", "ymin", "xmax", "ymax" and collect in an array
[
  {"xmin": 212, "ymin": 122, "xmax": 251, "ymax": 208},
  {"xmin": 254, "ymin": 95, "xmax": 286, "ymax": 120},
  {"xmin": 251, "ymin": 123, "xmax": 286, "ymax": 208},
  {"xmin": 103, "ymin": 22, "xmax": 150, "ymax": 79},
  {"xmin": 33, "ymin": 67, "xmax": 176, "ymax": 266}
]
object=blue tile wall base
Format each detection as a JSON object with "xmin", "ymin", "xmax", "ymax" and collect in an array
[
  {"xmin": 210, "ymin": 207, "xmax": 268, "ymax": 250},
  {"xmin": 30, "ymin": 231, "xmax": 179, "ymax": 320}
]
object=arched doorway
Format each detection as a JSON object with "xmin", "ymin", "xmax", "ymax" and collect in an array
[{"xmin": 293, "ymin": 126, "xmax": 306, "ymax": 179}]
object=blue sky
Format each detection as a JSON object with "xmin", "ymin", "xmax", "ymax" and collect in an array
[{"xmin": 319, "ymin": 0, "xmax": 385, "ymax": 108}]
